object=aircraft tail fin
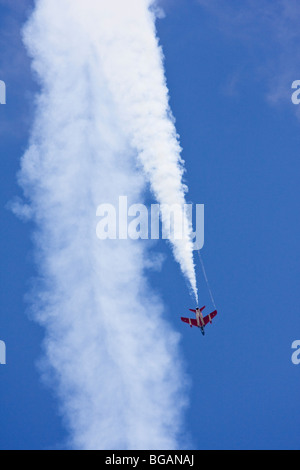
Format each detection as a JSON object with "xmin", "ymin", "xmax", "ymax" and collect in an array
[{"xmin": 189, "ymin": 306, "xmax": 205, "ymax": 313}]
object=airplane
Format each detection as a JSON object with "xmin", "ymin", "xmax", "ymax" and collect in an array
[{"xmin": 181, "ymin": 306, "xmax": 217, "ymax": 336}]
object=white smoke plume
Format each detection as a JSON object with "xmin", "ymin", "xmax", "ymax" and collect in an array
[
  {"xmin": 87, "ymin": 0, "xmax": 198, "ymax": 300},
  {"xmin": 17, "ymin": 0, "xmax": 195, "ymax": 449}
]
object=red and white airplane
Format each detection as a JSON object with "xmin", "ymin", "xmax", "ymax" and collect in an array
[{"xmin": 181, "ymin": 306, "xmax": 217, "ymax": 336}]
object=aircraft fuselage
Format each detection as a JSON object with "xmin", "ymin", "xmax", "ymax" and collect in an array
[
  {"xmin": 195, "ymin": 308, "xmax": 205, "ymax": 327},
  {"xmin": 195, "ymin": 308, "xmax": 205, "ymax": 335}
]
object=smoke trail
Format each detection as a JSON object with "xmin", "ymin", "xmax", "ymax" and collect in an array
[
  {"xmin": 72, "ymin": 0, "xmax": 198, "ymax": 300},
  {"xmin": 16, "ymin": 0, "xmax": 193, "ymax": 449}
]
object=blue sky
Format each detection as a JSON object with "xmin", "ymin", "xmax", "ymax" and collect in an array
[{"xmin": 0, "ymin": 0, "xmax": 299, "ymax": 450}]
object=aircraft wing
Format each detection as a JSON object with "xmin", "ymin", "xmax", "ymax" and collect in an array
[
  {"xmin": 203, "ymin": 310, "xmax": 218, "ymax": 325},
  {"xmin": 181, "ymin": 317, "xmax": 198, "ymax": 327}
]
